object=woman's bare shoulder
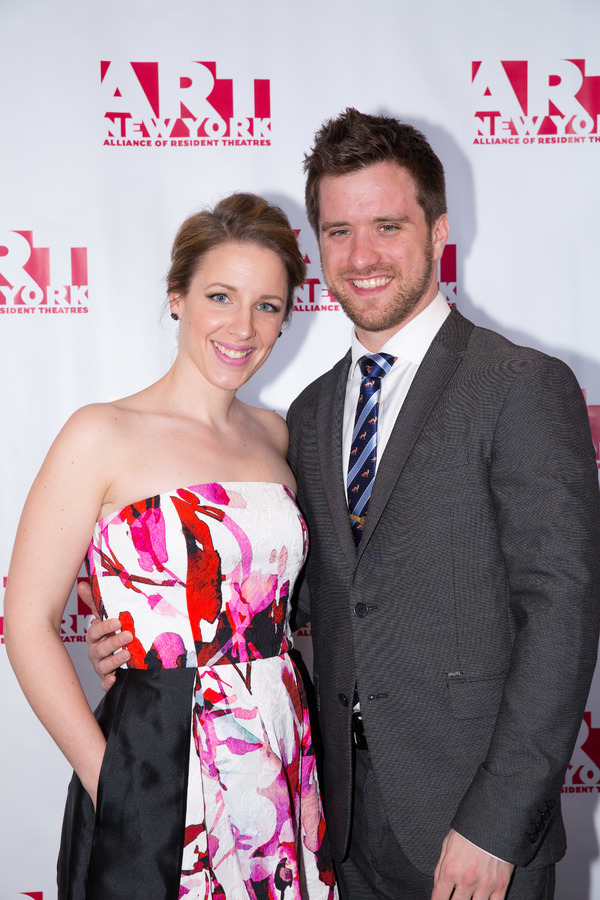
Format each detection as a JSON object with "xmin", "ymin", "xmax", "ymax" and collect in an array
[
  {"xmin": 58, "ymin": 401, "xmax": 129, "ymax": 444},
  {"xmin": 244, "ymin": 405, "xmax": 289, "ymax": 455},
  {"xmin": 47, "ymin": 401, "xmax": 144, "ymax": 475}
]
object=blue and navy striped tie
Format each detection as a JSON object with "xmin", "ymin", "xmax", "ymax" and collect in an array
[{"xmin": 347, "ymin": 353, "xmax": 396, "ymax": 546}]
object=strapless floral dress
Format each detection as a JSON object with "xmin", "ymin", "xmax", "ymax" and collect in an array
[{"xmin": 58, "ymin": 482, "xmax": 337, "ymax": 900}]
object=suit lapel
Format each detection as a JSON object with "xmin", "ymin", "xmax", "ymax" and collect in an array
[
  {"xmin": 357, "ymin": 309, "xmax": 474, "ymax": 561},
  {"xmin": 315, "ymin": 351, "xmax": 358, "ymax": 568}
]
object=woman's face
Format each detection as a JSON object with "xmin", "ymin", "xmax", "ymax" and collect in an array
[{"xmin": 170, "ymin": 241, "xmax": 288, "ymax": 393}]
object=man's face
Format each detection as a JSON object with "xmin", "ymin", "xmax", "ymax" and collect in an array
[{"xmin": 318, "ymin": 160, "xmax": 448, "ymax": 350}]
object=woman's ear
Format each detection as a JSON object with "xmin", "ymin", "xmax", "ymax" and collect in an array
[{"xmin": 169, "ymin": 292, "xmax": 181, "ymax": 321}]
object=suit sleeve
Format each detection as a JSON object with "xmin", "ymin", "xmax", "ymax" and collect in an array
[
  {"xmin": 451, "ymin": 354, "xmax": 600, "ymax": 865},
  {"xmin": 286, "ymin": 400, "xmax": 311, "ymax": 631}
]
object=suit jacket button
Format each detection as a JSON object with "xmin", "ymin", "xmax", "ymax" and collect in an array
[
  {"xmin": 354, "ymin": 602, "xmax": 368, "ymax": 618},
  {"xmin": 528, "ymin": 832, "xmax": 539, "ymax": 843},
  {"xmin": 338, "ymin": 693, "xmax": 349, "ymax": 706}
]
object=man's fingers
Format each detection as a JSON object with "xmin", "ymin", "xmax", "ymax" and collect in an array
[
  {"xmin": 86, "ymin": 615, "xmax": 132, "ymax": 678},
  {"xmin": 101, "ymin": 673, "xmax": 117, "ymax": 693},
  {"xmin": 89, "ymin": 645, "xmax": 130, "ymax": 676},
  {"xmin": 87, "ymin": 616, "xmax": 123, "ymax": 641},
  {"xmin": 88, "ymin": 632, "xmax": 131, "ymax": 662},
  {"xmin": 431, "ymin": 830, "xmax": 513, "ymax": 900}
]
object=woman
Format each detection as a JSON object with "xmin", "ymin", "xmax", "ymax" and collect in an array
[{"xmin": 4, "ymin": 193, "xmax": 337, "ymax": 899}]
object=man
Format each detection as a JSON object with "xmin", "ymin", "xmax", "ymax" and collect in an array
[{"xmin": 86, "ymin": 109, "xmax": 600, "ymax": 899}]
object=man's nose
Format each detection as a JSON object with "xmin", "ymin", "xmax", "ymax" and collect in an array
[{"xmin": 348, "ymin": 232, "xmax": 381, "ymax": 271}]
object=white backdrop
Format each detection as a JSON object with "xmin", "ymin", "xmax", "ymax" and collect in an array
[{"xmin": 2, "ymin": 1, "xmax": 600, "ymax": 896}]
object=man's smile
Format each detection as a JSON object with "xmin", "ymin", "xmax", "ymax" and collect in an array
[{"xmin": 350, "ymin": 276, "xmax": 393, "ymax": 290}]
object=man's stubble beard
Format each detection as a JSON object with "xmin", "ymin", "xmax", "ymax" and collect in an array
[{"xmin": 325, "ymin": 235, "xmax": 436, "ymax": 333}]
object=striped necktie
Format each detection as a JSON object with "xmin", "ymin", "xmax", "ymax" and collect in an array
[{"xmin": 347, "ymin": 353, "xmax": 396, "ymax": 546}]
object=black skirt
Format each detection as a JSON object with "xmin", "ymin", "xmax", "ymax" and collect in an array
[{"xmin": 57, "ymin": 666, "xmax": 196, "ymax": 900}]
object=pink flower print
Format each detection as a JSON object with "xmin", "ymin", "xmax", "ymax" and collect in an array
[
  {"xmin": 239, "ymin": 572, "xmax": 278, "ymax": 617},
  {"xmin": 151, "ymin": 631, "xmax": 187, "ymax": 668},
  {"xmin": 195, "ymin": 483, "xmax": 247, "ymax": 509},
  {"xmin": 195, "ymin": 483, "xmax": 232, "ymax": 506},
  {"xmin": 277, "ymin": 546, "xmax": 288, "ymax": 579},
  {"xmin": 129, "ymin": 507, "xmax": 168, "ymax": 573}
]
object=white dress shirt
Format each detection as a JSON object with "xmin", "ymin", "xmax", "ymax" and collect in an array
[{"xmin": 342, "ymin": 292, "xmax": 450, "ymax": 481}]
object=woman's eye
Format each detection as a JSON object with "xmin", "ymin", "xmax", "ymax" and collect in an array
[
  {"xmin": 208, "ymin": 292, "xmax": 229, "ymax": 303},
  {"xmin": 257, "ymin": 302, "xmax": 281, "ymax": 313}
]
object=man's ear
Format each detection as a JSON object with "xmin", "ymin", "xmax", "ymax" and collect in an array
[{"xmin": 432, "ymin": 214, "xmax": 450, "ymax": 261}]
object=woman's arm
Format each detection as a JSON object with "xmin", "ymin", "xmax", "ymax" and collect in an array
[{"xmin": 4, "ymin": 405, "xmax": 115, "ymax": 807}]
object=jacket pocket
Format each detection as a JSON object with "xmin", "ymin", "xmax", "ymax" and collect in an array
[{"xmin": 446, "ymin": 671, "xmax": 506, "ymax": 720}]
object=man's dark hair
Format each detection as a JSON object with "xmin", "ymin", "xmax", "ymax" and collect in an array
[{"xmin": 304, "ymin": 108, "xmax": 447, "ymax": 236}]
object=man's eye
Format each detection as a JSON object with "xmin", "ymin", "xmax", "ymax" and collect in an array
[{"xmin": 379, "ymin": 224, "xmax": 398, "ymax": 233}]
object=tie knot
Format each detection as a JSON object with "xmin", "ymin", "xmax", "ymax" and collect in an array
[{"xmin": 358, "ymin": 353, "xmax": 396, "ymax": 381}]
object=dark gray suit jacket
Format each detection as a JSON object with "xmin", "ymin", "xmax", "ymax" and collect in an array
[{"xmin": 287, "ymin": 308, "xmax": 600, "ymax": 873}]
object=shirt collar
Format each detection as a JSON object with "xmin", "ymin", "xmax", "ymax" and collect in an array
[{"xmin": 349, "ymin": 292, "xmax": 451, "ymax": 375}]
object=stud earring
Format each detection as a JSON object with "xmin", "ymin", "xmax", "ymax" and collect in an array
[{"xmin": 171, "ymin": 312, "xmax": 179, "ymax": 321}]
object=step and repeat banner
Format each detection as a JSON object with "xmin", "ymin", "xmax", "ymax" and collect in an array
[{"xmin": 2, "ymin": 0, "xmax": 600, "ymax": 895}]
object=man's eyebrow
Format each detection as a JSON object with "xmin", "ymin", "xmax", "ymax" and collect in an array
[
  {"xmin": 320, "ymin": 220, "xmax": 348, "ymax": 233},
  {"xmin": 372, "ymin": 215, "xmax": 413, "ymax": 226}
]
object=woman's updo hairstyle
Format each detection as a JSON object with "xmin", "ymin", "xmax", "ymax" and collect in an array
[{"xmin": 167, "ymin": 193, "xmax": 306, "ymax": 322}]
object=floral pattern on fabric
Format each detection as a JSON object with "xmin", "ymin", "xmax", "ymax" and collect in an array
[{"xmin": 87, "ymin": 482, "xmax": 336, "ymax": 899}]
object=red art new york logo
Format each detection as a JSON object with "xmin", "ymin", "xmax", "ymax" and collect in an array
[
  {"xmin": 0, "ymin": 230, "xmax": 89, "ymax": 316},
  {"xmin": 583, "ymin": 391, "xmax": 600, "ymax": 472},
  {"xmin": 438, "ymin": 244, "xmax": 457, "ymax": 306},
  {"xmin": 0, "ymin": 576, "xmax": 5, "ymax": 644},
  {"xmin": 60, "ymin": 578, "xmax": 95, "ymax": 643},
  {"xmin": 292, "ymin": 230, "xmax": 340, "ymax": 313},
  {"xmin": 564, "ymin": 711, "xmax": 600, "ymax": 795},
  {"xmin": 101, "ymin": 60, "xmax": 271, "ymax": 148},
  {"xmin": 472, "ymin": 59, "xmax": 600, "ymax": 145},
  {"xmin": 0, "ymin": 576, "xmax": 92, "ymax": 645}
]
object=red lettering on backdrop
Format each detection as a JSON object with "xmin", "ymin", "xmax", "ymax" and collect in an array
[
  {"xmin": 584, "ymin": 392, "xmax": 600, "ymax": 469},
  {"xmin": 0, "ymin": 230, "xmax": 88, "ymax": 308},
  {"xmin": 200, "ymin": 61, "xmax": 234, "ymax": 121},
  {"xmin": 130, "ymin": 62, "xmax": 160, "ymax": 116},
  {"xmin": 18, "ymin": 232, "xmax": 50, "ymax": 292},
  {"xmin": 500, "ymin": 61, "xmax": 528, "ymax": 114},
  {"xmin": 254, "ymin": 79, "xmax": 271, "ymax": 118},
  {"xmin": 101, "ymin": 61, "xmax": 270, "ymax": 144},
  {"xmin": 473, "ymin": 59, "xmax": 600, "ymax": 139},
  {"xmin": 580, "ymin": 712, "xmax": 600, "ymax": 772},
  {"xmin": 439, "ymin": 243, "xmax": 456, "ymax": 285},
  {"xmin": 71, "ymin": 248, "xmax": 88, "ymax": 286}
]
